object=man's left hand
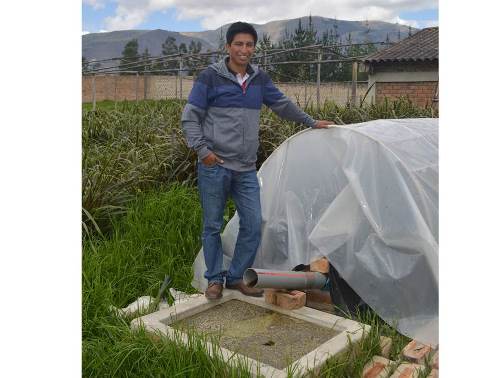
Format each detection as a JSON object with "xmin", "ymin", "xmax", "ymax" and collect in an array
[{"xmin": 313, "ymin": 120, "xmax": 334, "ymax": 129}]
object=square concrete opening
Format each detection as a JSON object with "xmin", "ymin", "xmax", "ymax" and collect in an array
[{"xmin": 131, "ymin": 290, "xmax": 369, "ymax": 378}]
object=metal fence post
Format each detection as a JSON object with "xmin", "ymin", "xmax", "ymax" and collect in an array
[
  {"xmin": 92, "ymin": 74, "xmax": 96, "ymax": 111},
  {"xmin": 144, "ymin": 70, "xmax": 148, "ymax": 100},
  {"xmin": 351, "ymin": 61, "xmax": 358, "ymax": 106},
  {"xmin": 304, "ymin": 82, "xmax": 307, "ymax": 108},
  {"xmin": 135, "ymin": 72, "xmax": 139, "ymax": 102},
  {"xmin": 174, "ymin": 71, "xmax": 178, "ymax": 99},
  {"xmin": 114, "ymin": 75, "xmax": 118, "ymax": 110},
  {"xmin": 179, "ymin": 55, "xmax": 183, "ymax": 100},
  {"xmin": 316, "ymin": 48, "xmax": 321, "ymax": 109}
]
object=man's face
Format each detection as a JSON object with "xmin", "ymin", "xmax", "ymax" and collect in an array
[{"xmin": 226, "ymin": 33, "xmax": 255, "ymax": 68}]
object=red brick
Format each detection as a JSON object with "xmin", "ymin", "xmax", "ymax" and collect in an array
[
  {"xmin": 275, "ymin": 290, "xmax": 306, "ymax": 309},
  {"xmin": 305, "ymin": 289, "xmax": 334, "ymax": 313},
  {"xmin": 402, "ymin": 340, "xmax": 433, "ymax": 365},
  {"xmin": 430, "ymin": 350, "xmax": 439, "ymax": 369},
  {"xmin": 361, "ymin": 356, "xmax": 392, "ymax": 378},
  {"xmin": 310, "ymin": 257, "xmax": 330, "ymax": 273},
  {"xmin": 264, "ymin": 289, "xmax": 278, "ymax": 305},
  {"xmin": 426, "ymin": 369, "xmax": 438, "ymax": 378},
  {"xmin": 379, "ymin": 336, "xmax": 392, "ymax": 359},
  {"xmin": 390, "ymin": 363, "xmax": 425, "ymax": 378}
]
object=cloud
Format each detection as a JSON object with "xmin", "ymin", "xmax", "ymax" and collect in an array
[
  {"xmin": 421, "ymin": 19, "xmax": 439, "ymax": 28},
  {"xmin": 83, "ymin": 0, "xmax": 106, "ymax": 10},
  {"xmin": 390, "ymin": 16, "xmax": 419, "ymax": 29},
  {"xmin": 103, "ymin": 0, "xmax": 438, "ymax": 31},
  {"xmin": 104, "ymin": 0, "xmax": 176, "ymax": 30},
  {"xmin": 82, "ymin": 29, "xmax": 109, "ymax": 35}
]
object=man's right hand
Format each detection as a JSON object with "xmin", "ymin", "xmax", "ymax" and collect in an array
[{"xmin": 202, "ymin": 152, "xmax": 224, "ymax": 167}]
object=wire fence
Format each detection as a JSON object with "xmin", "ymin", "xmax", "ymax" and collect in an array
[{"xmin": 83, "ymin": 42, "xmax": 387, "ymax": 110}]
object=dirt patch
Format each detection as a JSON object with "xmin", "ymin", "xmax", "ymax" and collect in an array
[{"xmin": 171, "ymin": 299, "xmax": 340, "ymax": 370}]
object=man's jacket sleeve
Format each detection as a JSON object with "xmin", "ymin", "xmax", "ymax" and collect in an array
[
  {"xmin": 262, "ymin": 74, "xmax": 316, "ymax": 128},
  {"xmin": 181, "ymin": 74, "xmax": 211, "ymax": 160}
]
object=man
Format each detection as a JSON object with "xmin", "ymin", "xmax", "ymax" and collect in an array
[{"xmin": 182, "ymin": 21, "xmax": 332, "ymax": 300}]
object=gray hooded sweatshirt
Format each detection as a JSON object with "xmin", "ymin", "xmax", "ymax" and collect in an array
[{"xmin": 181, "ymin": 58, "xmax": 316, "ymax": 171}]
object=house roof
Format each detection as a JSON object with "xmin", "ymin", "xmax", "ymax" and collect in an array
[{"xmin": 363, "ymin": 27, "xmax": 438, "ymax": 64}]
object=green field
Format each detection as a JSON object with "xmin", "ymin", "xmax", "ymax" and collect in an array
[{"xmin": 82, "ymin": 99, "xmax": 437, "ymax": 377}]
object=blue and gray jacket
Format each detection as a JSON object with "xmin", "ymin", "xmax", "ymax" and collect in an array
[{"xmin": 181, "ymin": 58, "xmax": 316, "ymax": 171}]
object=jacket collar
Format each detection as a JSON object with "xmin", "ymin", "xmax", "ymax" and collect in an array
[{"xmin": 210, "ymin": 57, "xmax": 258, "ymax": 83}]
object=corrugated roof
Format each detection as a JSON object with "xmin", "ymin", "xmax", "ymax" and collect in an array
[{"xmin": 363, "ymin": 27, "xmax": 438, "ymax": 63}]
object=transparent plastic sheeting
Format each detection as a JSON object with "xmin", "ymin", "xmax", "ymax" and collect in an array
[{"xmin": 192, "ymin": 118, "xmax": 439, "ymax": 345}]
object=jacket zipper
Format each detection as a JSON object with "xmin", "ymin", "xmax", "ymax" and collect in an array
[{"xmin": 215, "ymin": 69, "xmax": 256, "ymax": 157}]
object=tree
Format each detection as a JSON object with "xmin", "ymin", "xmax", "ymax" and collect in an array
[
  {"xmin": 90, "ymin": 60, "xmax": 101, "ymax": 71},
  {"xmin": 140, "ymin": 47, "xmax": 151, "ymax": 72},
  {"xmin": 189, "ymin": 40, "xmax": 202, "ymax": 54},
  {"xmin": 178, "ymin": 43, "xmax": 187, "ymax": 54},
  {"xmin": 320, "ymin": 22, "xmax": 343, "ymax": 82},
  {"xmin": 119, "ymin": 39, "xmax": 140, "ymax": 73},
  {"xmin": 256, "ymin": 33, "xmax": 272, "ymax": 52},
  {"xmin": 187, "ymin": 40, "xmax": 203, "ymax": 75},
  {"xmin": 82, "ymin": 56, "xmax": 89, "ymax": 73},
  {"xmin": 256, "ymin": 33, "xmax": 273, "ymax": 74},
  {"xmin": 273, "ymin": 17, "xmax": 318, "ymax": 82},
  {"xmin": 158, "ymin": 36, "xmax": 179, "ymax": 74},
  {"xmin": 162, "ymin": 36, "xmax": 178, "ymax": 55},
  {"xmin": 217, "ymin": 27, "xmax": 226, "ymax": 52}
]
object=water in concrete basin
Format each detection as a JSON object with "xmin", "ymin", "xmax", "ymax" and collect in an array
[{"xmin": 172, "ymin": 300, "xmax": 340, "ymax": 370}]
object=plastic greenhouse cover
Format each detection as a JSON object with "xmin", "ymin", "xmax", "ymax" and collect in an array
[{"xmin": 192, "ymin": 118, "xmax": 439, "ymax": 345}]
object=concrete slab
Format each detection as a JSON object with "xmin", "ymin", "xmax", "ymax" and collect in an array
[{"xmin": 131, "ymin": 289, "xmax": 369, "ymax": 378}]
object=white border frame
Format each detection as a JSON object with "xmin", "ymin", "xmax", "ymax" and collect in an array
[{"xmin": 131, "ymin": 290, "xmax": 369, "ymax": 377}]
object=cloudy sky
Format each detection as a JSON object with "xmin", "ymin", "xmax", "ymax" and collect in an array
[{"xmin": 82, "ymin": 0, "xmax": 438, "ymax": 34}]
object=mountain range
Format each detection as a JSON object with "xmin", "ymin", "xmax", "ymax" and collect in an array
[{"xmin": 82, "ymin": 16, "xmax": 416, "ymax": 64}]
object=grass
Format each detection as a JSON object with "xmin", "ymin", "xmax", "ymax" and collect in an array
[
  {"xmin": 82, "ymin": 99, "xmax": 194, "ymax": 235},
  {"xmin": 83, "ymin": 184, "xmax": 250, "ymax": 377},
  {"xmin": 82, "ymin": 98, "xmax": 437, "ymax": 376},
  {"xmin": 83, "ymin": 184, "xmax": 429, "ymax": 377}
]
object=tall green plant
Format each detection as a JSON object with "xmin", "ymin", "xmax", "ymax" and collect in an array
[{"xmin": 82, "ymin": 98, "xmax": 437, "ymax": 235}]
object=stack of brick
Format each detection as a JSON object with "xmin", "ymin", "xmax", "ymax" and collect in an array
[
  {"xmin": 263, "ymin": 257, "xmax": 331, "ymax": 310},
  {"xmin": 362, "ymin": 356, "xmax": 392, "ymax": 378},
  {"xmin": 361, "ymin": 339, "xmax": 439, "ymax": 377},
  {"xmin": 264, "ymin": 289, "xmax": 306, "ymax": 310},
  {"xmin": 401, "ymin": 340, "xmax": 439, "ymax": 377}
]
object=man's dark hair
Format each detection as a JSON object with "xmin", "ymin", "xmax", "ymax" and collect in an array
[{"xmin": 226, "ymin": 22, "xmax": 258, "ymax": 45}]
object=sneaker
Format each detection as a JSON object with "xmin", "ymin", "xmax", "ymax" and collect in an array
[
  {"xmin": 226, "ymin": 280, "xmax": 264, "ymax": 297},
  {"xmin": 205, "ymin": 282, "xmax": 223, "ymax": 300}
]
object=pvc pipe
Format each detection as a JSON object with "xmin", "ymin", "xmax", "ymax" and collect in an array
[{"xmin": 243, "ymin": 268, "xmax": 327, "ymax": 290}]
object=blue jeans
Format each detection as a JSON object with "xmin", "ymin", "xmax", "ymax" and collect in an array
[{"xmin": 197, "ymin": 162, "xmax": 262, "ymax": 285}]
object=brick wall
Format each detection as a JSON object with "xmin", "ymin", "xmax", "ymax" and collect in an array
[
  {"xmin": 82, "ymin": 75, "xmax": 367, "ymax": 106},
  {"xmin": 82, "ymin": 75, "xmax": 146, "ymax": 102},
  {"xmin": 375, "ymin": 81, "xmax": 438, "ymax": 107}
]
